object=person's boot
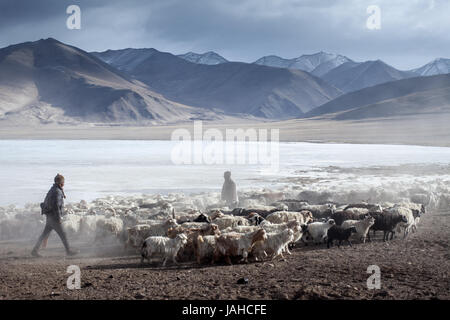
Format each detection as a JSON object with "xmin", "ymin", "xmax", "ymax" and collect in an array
[
  {"xmin": 66, "ymin": 249, "xmax": 79, "ymax": 256},
  {"xmin": 31, "ymin": 249, "xmax": 42, "ymax": 257}
]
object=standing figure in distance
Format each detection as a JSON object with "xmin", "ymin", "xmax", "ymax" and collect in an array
[
  {"xmin": 221, "ymin": 171, "xmax": 238, "ymax": 209},
  {"xmin": 31, "ymin": 174, "xmax": 77, "ymax": 257}
]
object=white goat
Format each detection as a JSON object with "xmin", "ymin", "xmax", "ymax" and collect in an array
[
  {"xmin": 341, "ymin": 216, "xmax": 375, "ymax": 243},
  {"xmin": 303, "ymin": 219, "xmax": 336, "ymax": 244},
  {"xmin": 95, "ymin": 216, "xmax": 124, "ymax": 241},
  {"xmin": 126, "ymin": 224, "xmax": 152, "ymax": 248},
  {"xmin": 145, "ymin": 219, "xmax": 179, "ymax": 237},
  {"xmin": 265, "ymin": 210, "xmax": 313, "ymax": 225},
  {"xmin": 61, "ymin": 214, "xmax": 82, "ymax": 237},
  {"xmin": 252, "ymin": 229, "xmax": 295, "ymax": 261},
  {"xmin": 222, "ymin": 225, "xmax": 261, "ymax": 234},
  {"xmin": 260, "ymin": 220, "xmax": 304, "ymax": 243},
  {"xmin": 215, "ymin": 229, "xmax": 267, "ymax": 264},
  {"xmin": 141, "ymin": 233, "xmax": 188, "ymax": 266},
  {"xmin": 212, "ymin": 215, "xmax": 250, "ymax": 230}
]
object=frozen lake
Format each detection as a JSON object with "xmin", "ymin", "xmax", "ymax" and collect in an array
[{"xmin": 1, "ymin": 140, "xmax": 450, "ymax": 206}]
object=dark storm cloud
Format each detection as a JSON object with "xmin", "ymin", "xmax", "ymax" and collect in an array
[{"xmin": 0, "ymin": 0, "xmax": 448, "ymax": 69}]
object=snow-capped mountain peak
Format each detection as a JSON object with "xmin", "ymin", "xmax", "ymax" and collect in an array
[
  {"xmin": 177, "ymin": 51, "xmax": 228, "ymax": 65},
  {"xmin": 412, "ymin": 58, "xmax": 450, "ymax": 76},
  {"xmin": 253, "ymin": 51, "xmax": 352, "ymax": 76}
]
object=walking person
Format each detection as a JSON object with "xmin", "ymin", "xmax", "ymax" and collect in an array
[
  {"xmin": 31, "ymin": 174, "xmax": 77, "ymax": 257},
  {"xmin": 221, "ymin": 171, "xmax": 238, "ymax": 209}
]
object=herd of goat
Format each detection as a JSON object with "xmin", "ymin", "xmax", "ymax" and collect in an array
[
  {"xmin": 138, "ymin": 200, "xmax": 424, "ymax": 266},
  {"xmin": 0, "ymin": 192, "xmax": 427, "ymax": 266}
]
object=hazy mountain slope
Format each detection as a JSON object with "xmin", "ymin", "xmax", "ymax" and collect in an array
[
  {"xmin": 412, "ymin": 58, "xmax": 450, "ymax": 76},
  {"xmin": 304, "ymin": 73, "xmax": 450, "ymax": 119},
  {"xmin": 0, "ymin": 39, "xmax": 220, "ymax": 124},
  {"xmin": 94, "ymin": 49, "xmax": 342, "ymax": 119},
  {"xmin": 334, "ymin": 86, "xmax": 450, "ymax": 120},
  {"xmin": 90, "ymin": 48, "xmax": 159, "ymax": 73},
  {"xmin": 254, "ymin": 52, "xmax": 352, "ymax": 76},
  {"xmin": 177, "ymin": 51, "xmax": 228, "ymax": 65},
  {"xmin": 322, "ymin": 60, "xmax": 414, "ymax": 93}
]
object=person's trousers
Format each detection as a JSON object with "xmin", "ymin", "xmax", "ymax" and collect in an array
[{"xmin": 32, "ymin": 215, "xmax": 70, "ymax": 253}]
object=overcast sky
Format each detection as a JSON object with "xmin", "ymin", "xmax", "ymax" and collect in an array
[{"xmin": 0, "ymin": 0, "xmax": 448, "ymax": 70}]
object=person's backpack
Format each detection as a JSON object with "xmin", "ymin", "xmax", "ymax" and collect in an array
[
  {"xmin": 40, "ymin": 202, "xmax": 47, "ymax": 215},
  {"xmin": 40, "ymin": 199, "xmax": 53, "ymax": 215}
]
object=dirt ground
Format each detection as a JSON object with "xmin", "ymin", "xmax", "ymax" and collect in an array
[{"xmin": 0, "ymin": 209, "xmax": 449, "ymax": 300}]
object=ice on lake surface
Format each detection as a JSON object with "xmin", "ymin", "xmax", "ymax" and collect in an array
[{"xmin": 1, "ymin": 140, "xmax": 450, "ymax": 206}]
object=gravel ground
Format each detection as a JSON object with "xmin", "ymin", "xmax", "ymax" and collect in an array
[{"xmin": 0, "ymin": 209, "xmax": 448, "ymax": 300}]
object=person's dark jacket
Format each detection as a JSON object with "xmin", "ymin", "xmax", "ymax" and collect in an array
[{"xmin": 40, "ymin": 184, "xmax": 65, "ymax": 220}]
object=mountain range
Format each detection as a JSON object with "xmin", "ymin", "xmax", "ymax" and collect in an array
[
  {"xmin": 321, "ymin": 60, "xmax": 415, "ymax": 93},
  {"xmin": 0, "ymin": 39, "xmax": 222, "ymax": 125},
  {"xmin": 1, "ymin": 38, "xmax": 450, "ymax": 125},
  {"xmin": 305, "ymin": 73, "xmax": 450, "ymax": 120},
  {"xmin": 254, "ymin": 52, "xmax": 352, "ymax": 77},
  {"xmin": 92, "ymin": 48, "xmax": 341, "ymax": 119}
]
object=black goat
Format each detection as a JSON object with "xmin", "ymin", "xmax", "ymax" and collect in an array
[
  {"xmin": 327, "ymin": 225, "xmax": 357, "ymax": 248},
  {"xmin": 368, "ymin": 211, "xmax": 408, "ymax": 241}
]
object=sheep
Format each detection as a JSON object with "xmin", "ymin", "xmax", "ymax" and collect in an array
[
  {"xmin": 167, "ymin": 223, "xmax": 221, "ymax": 261},
  {"xmin": 95, "ymin": 216, "xmax": 124, "ymax": 242},
  {"xmin": 227, "ymin": 206, "xmax": 280, "ymax": 218},
  {"xmin": 246, "ymin": 212, "xmax": 265, "ymax": 225},
  {"xmin": 121, "ymin": 212, "xmax": 140, "ymax": 229},
  {"xmin": 61, "ymin": 214, "xmax": 82, "ymax": 238},
  {"xmin": 298, "ymin": 204, "xmax": 336, "ymax": 219},
  {"xmin": 343, "ymin": 207, "xmax": 369, "ymax": 215},
  {"xmin": 194, "ymin": 235, "xmax": 217, "ymax": 264},
  {"xmin": 180, "ymin": 221, "xmax": 210, "ymax": 229},
  {"xmin": 368, "ymin": 211, "xmax": 408, "ymax": 241},
  {"xmin": 175, "ymin": 211, "xmax": 205, "ymax": 224},
  {"xmin": 193, "ymin": 213, "xmax": 211, "ymax": 223},
  {"xmin": 144, "ymin": 219, "xmax": 179, "ymax": 237},
  {"xmin": 344, "ymin": 203, "xmax": 382, "ymax": 213},
  {"xmin": 327, "ymin": 225, "xmax": 357, "ymax": 248},
  {"xmin": 140, "ymin": 233, "xmax": 188, "ymax": 266},
  {"xmin": 330, "ymin": 210, "xmax": 368, "ymax": 226},
  {"xmin": 79, "ymin": 215, "xmax": 102, "ymax": 239},
  {"xmin": 212, "ymin": 215, "xmax": 250, "ymax": 230},
  {"xmin": 208, "ymin": 210, "xmax": 225, "ymax": 220},
  {"xmin": 396, "ymin": 202, "xmax": 426, "ymax": 216},
  {"xmin": 126, "ymin": 224, "xmax": 152, "ymax": 248},
  {"xmin": 265, "ymin": 210, "xmax": 313, "ymax": 225},
  {"xmin": 147, "ymin": 202, "xmax": 175, "ymax": 220},
  {"xmin": 302, "ymin": 219, "xmax": 336, "ymax": 244},
  {"xmin": 381, "ymin": 202, "xmax": 396, "ymax": 210},
  {"xmin": 0, "ymin": 218, "xmax": 22, "ymax": 240},
  {"xmin": 273, "ymin": 199, "xmax": 308, "ymax": 212},
  {"xmin": 390, "ymin": 206, "xmax": 417, "ymax": 238},
  {"xmin": 215, "ymin": 229, "xmax": 267, "ymax": 264},
  {"xmin": 252, "ymin": 229, "xmax": 295, "ymax": 261},
  {"xmin": 222, "ymin": 225, "xmax": 261, "ymax": 234},
  {"xmin": 87, "ymin": 206, "xmax": 117, "ymax": 217},
  {"xmin": 260, "ymin": 220, "xmax": 305, "ymax": 244},
  {"xmin": 341, "ymin": 216, "xmax": 375, "ymax": 243}
]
